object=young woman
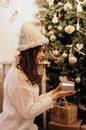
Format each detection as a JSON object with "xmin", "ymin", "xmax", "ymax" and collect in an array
[{"xmin": 0, "ymin": 22, "xmax": 74, "ymax": 130}]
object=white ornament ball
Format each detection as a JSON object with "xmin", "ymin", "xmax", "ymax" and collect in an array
[
  {"xmin": 75, "ymin": 77, "xmax": 81, "ymax": 83},
  {"xmin": 58, "ymin": 25, "xmax": 62, "ymax": 30},
  {"xmin": 50, "ymin": 34, "xmax": 56, "ymax": 41},
  {"xmin": 64, "ymin": 2, "xmax": 72, "ymax": 12},
  {"xmin": 69, "ymin": 54, "xmax": 77, "ymax": 64},
  {"xmin": 48, "ymin": 25, "xmax": 52, "ymax": 30}
]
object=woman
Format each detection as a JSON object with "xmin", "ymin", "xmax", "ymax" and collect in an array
[{"xmin": 0, "ymin": 22, "xmax": 74, "ymax": 130}]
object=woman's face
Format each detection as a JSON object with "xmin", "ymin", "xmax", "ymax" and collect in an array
[{"xmin": 36, "ymin": 45, "xmax": 46, "ymax": 64}]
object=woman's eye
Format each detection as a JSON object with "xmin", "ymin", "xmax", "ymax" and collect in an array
[{"xmin": 39, "ymin": 49, "xmax": 45, "ymax": 53}]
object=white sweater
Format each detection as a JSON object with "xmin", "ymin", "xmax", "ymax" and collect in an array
[{"xmin": 0, "ymin": 64, "xmax": 53, "ymax": 130}]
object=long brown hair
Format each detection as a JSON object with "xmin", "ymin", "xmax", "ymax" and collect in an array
[{"xmin": 16, "ymin": 46, "xmax": 42, "ymax": 85}]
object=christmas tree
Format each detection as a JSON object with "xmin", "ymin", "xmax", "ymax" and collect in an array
[{"xmin": 39, "ymin": 0, "xmax": 86, "ymax": 106}]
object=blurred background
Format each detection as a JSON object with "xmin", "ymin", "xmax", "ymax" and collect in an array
[{"xmin": 0, "ymin": 0, "xmax": 46, "ymax": 114}]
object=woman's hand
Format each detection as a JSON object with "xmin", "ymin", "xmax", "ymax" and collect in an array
[
  {"xmin": 51, "ymin": 83, "xmax": 75, "ymax": 101},
  {"xmin": 52, "ymin": 83, "xmax": 62, "ymax": 94},
  {"xmin": 51, "ymin": 90, "xmax": 74, "ymax": 101}
]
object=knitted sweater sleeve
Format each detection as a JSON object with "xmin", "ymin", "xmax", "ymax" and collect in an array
[{"xmin": 7, "ymin": 68, "xmax": 53, "ymax": 119}]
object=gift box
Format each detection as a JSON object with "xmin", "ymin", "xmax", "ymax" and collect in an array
[
  {"xmin": 80, "ymin": 124, "xmax": 86, "ymax": 130},
  {"xmin": 50, "ymin": 103, "xmax": 77, "ymax": 125},
  {"xmin": 48, "ymin": 119, "xmax": 83, "ymax": 130}
]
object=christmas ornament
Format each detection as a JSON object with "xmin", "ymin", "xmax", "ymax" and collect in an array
[
  {"xmin": 50, "ymin": 34, "xmax": 56, "ymax": 41},
  {"xmin": 76, "ymin": 43, "xmax": 83, "ymax": 50},
  {"xmin": 59, "ymin": 76, "xmax": 68, "ymax": 82},
  {"xmin": 76, "ymin": 0, "xmax": 86, "ymax": 12},
  {"xmin": 75, "ymin": 77, "xmax": 81, "ymax": 83},
  {"xmin": 47, "ymin": 0, "xmax": 54, "ymax": 7},
  {"xmin": 47, "ymin": 30, "xmax": 54, "ymax": 36},
  {"xmin": 48, "ymin": 25, "xmax": 52, "ymax": 30},
  {"xmin": 69, "ymin": 53, "xmax": 77, "ymax": 64},
  {"xmin": 64, "ymin": 2, "xmax": 72, "ymax": 12},
  {"xmin": 76, "ymin": 3, "xmax": 83, "ymax": 12},
  {"xmin": 52, "ymin": 13, "xmax": 58, "ymax": 23},
  {"xmin": 64, "ymin": 25, "xmax": 75, "ymax": 34},
  {"xmin": 58, "ymin": 25, "xmax": 62, "ymax": 31},
  {"xmin": 58, "ymin": 2, "xmax": 63, "ymax": 6}
]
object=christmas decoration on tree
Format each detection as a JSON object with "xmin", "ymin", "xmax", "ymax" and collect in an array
[{"xmin": 39, "ymin": 0, "xmax": 86, "ymax": 106}]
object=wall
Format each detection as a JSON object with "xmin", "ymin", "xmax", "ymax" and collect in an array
[{"xmin": 0, "ymin": 0, "xmax": 39, "ymax": 62}]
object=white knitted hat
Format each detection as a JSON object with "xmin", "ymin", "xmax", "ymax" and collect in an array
[{"xmin": 17, "ymin": 22, "xmax": 49, "ymax": 51}]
